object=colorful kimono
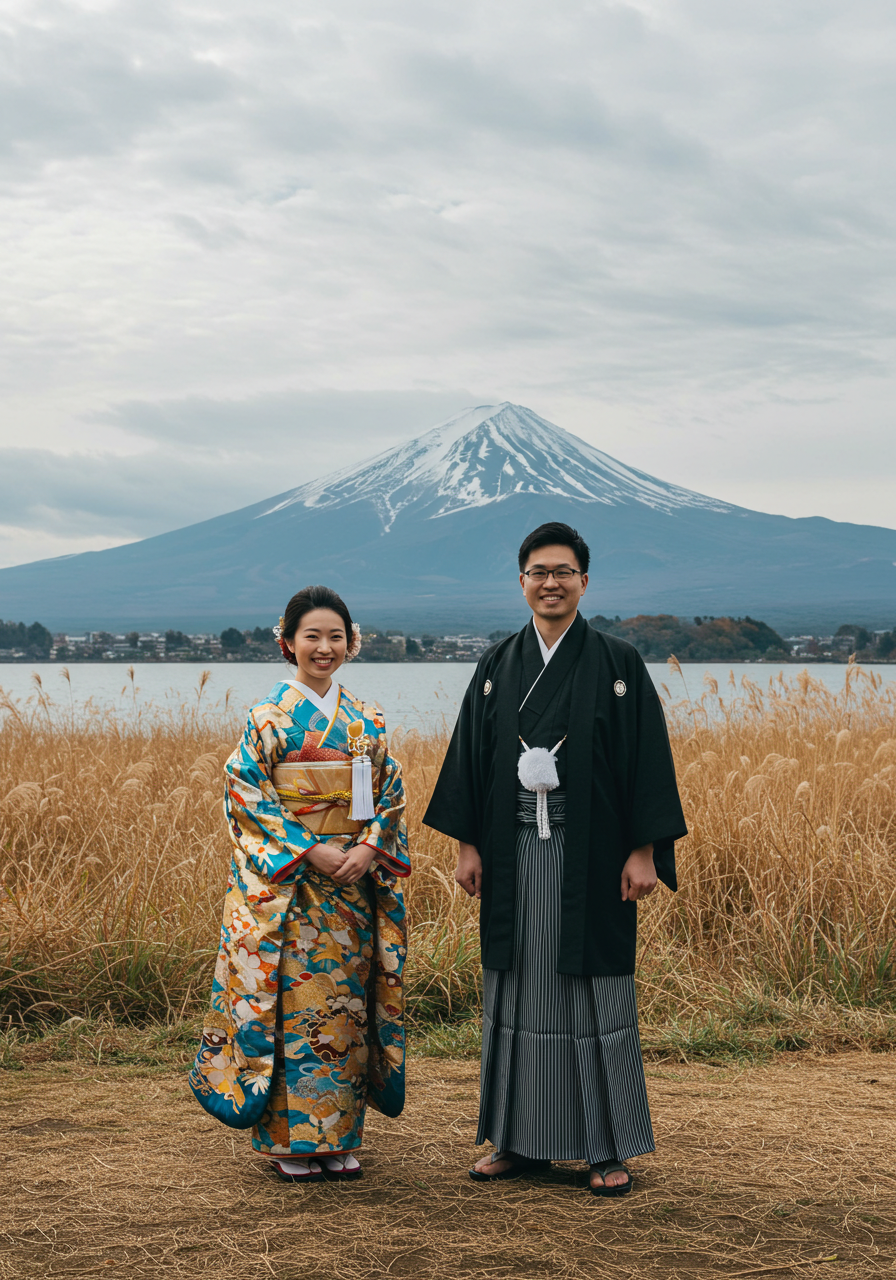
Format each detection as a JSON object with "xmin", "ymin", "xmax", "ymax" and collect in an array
[{"xmin": 189, "ymin": 680, "xmax": 410, "ymax": 1155}]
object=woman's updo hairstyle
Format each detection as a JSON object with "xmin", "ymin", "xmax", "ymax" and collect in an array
[{"xmin": 275, "ymin": 585, "xmax": 361, "ymax": 665}]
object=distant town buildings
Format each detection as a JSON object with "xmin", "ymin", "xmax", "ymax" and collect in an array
[
  {"xmin": 785, "ymin": 628, "xmax": 895, "ymax": 660},
  {"xmin": 35, "ymin": 629, "xmax": 499, "ymax": 664},
  {"xmin": 48, "ymin": 631, "xmax": 225, "ymax": 661},
  {"xmin": 1, "ymin": 617, "xmax": 893, "ymax": 664}
]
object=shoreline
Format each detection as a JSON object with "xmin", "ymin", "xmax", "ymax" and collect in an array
[{"xmin": 0, "ymin": 655, "xmax": 892, "ymax": 666}]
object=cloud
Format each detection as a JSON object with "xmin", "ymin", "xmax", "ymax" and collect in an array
[
  {"xmin": 1, "ymin": 0, "xmax": 895, "ymax": 562},
  {"xmin": 0, "ymin": 1, "xmax": 234, "ymax": 166},
  {"xmin": 101, "ymin": 389, "xmax": 478, "ymax": 453},
  {"xmin": 0, "ymin": 447, "xmax": 232, "ymax": 540},
  {"xmin": 0, "ymin": 389, "xmax": 477, "ymax": 564}
]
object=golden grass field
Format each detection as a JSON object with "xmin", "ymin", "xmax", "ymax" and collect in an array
[
  {"xmin": 1, "ymin": 663, "xmax": 896, "ymax": 1279},
  {"xmin": 0, "ymin": 662, "xmax": 895, "ymax": 1055}
]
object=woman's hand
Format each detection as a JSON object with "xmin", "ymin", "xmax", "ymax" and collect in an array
[
  {"xmin": 331, "ymin": 843, "xmax": 377, "ymax": 885},
  {"xmin": 621, "ymin": 844, "xmax": 657, "ymax": 901},
  {"xmin": 305, "ymin": 842, "xmax": 349, "ymax": 877}
]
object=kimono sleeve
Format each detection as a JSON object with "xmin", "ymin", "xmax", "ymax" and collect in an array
[
  {"xmin": 357, "ymin": 720, "xmax": 410, "ymax": 878},
  {"xmin": 627, "ymin": 656, "xmax": 688, "ymax": 891},
  {"xmin": 225, "ymin": 708, "xmax": 318, "ymax": 886},
  {"xmin": 422, "ymin": 669, "xmax": 483, "ymax": 846}
]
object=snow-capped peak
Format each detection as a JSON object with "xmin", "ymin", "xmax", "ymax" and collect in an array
[{"xmin": 259, "ymin": 402, "xmax": 735, "ymax": 531}]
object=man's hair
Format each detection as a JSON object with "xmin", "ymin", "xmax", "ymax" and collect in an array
[{"xmin": 518, "ymin": 522, "xmax": 590, "ymax": 574}]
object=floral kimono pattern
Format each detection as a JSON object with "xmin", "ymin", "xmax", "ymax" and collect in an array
[{"xmin": 189, "ymin": 681, "xmax": 409, "ymax": 1153}]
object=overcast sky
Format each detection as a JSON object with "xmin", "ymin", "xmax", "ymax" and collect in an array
[{"xmin": 2, "ymin": 0, "xmax": 895, "ymax": 569}]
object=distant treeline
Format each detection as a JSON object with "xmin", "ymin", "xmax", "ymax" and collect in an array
[
  {"xmin": 3, "ymin": 615, "xmax": 895, "ymax": 664},
  {"xmin": 588, "ymin": 614, "xmax": 790, "ymax": 662},
  {"xmin": 587, "ymin": 614, "xmax": 896, "ymax": 663},
  {"xmin": 831, "ymin": 624, "xmax": 896, "ymax": 661},
  {"xmin": 0, "ymin": 619, "xmax": 52, "ymax": 657}
]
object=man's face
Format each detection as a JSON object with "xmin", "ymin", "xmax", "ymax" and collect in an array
[{"xmin": 519, "ymin": 543, "xmax": 588, "ymax": 623}]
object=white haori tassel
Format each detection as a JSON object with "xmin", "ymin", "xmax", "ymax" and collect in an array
[
  {"xmin": 346, "ymin": 719, "xmax": 376, "ymax": 821},
  {"xmin": 517, "ymin": 737, "xmax": 566, "ymax": 839},
  {"xmin": 350, "ymin": 754, "xmax": 375, "ymax": 821},
  {"xmin": 348, "ymin": 752, "xmax": 373, "ymax": 824}
]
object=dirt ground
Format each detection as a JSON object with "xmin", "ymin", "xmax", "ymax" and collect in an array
[{"xmin": 0, "ymin": 1052, "xmax": 894, "ymax": 1280}]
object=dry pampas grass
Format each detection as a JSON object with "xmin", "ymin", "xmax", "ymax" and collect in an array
[{"xmin": 0, "ymin": 662, "xmax": 895, "ymax": 1053}]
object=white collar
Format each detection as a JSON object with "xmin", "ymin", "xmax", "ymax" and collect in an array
[
  {"xmin": 533, "ymin": 616, "xmax": 575, "ymax": 666},
  {"xmin": 286, "ymin": 679, "xmax": 340, "ymax": 717}
]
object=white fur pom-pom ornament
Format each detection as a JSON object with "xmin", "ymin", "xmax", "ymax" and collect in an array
[
  {"xmin": 517, "ymin": 737, "xmax": 565, "ymax": 839},
  {"xmin": 517, "ymin": 746, "xmax": 560, "ymax": 791}
]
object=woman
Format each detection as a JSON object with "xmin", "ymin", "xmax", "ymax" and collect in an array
[{"xmin": 190, "ymin": 585, "xmax": 410, "ymax": 1183}]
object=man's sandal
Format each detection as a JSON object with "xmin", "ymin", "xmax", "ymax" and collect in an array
[
  {"xmin": 270, "ymin": 1158, "xmax": 324, "ymax": 1183},
  {"xmin": 469, "ymin": 1151, "xmax": 551, "ymax": 1181},
  {"xmin": 589, "ymin": 1160, "xmax": 633, "ymax": 1197}
]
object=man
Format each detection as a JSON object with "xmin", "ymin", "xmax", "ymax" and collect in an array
[{"xmin": 423, "ymin": 521, "xmax": 687, "ymax": 1196}]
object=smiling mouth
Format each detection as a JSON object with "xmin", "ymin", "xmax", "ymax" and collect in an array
[{"xmin": 540, "ymin": 593, "xmax": 564, "ymax": 604}]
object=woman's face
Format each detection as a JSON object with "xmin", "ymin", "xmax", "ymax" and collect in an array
[{"xmin": 285, "ymin": 608, "xmax": 348, "ymax": 686}]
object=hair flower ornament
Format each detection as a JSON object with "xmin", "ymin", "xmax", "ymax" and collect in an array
[
  {"xmin": 345, "ymin": 622, "xmax": 362, "ymax": 662},
  {"xmin": 274, "ymin": 616, "xmax": 295, "ymax": 663}
]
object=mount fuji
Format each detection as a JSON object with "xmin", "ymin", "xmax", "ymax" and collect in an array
[{"xmin": 2, "ymin": 402, "xmax": 895, "ymax": 632}]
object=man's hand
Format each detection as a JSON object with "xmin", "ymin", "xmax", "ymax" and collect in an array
[
  {"xmin": 305, "ymin": 841, "xmax": 349, "ymax": 878},
  {"xmin": 455, "ymin": 841, "xmax": 483, "ymax": 899},
  {"xmin": 332, "ymin": 843, "xmax": 377, "ymax": 885},
  {"xmin": 621, "ymin": 844, "xmax": 656, "ymax": 901}
]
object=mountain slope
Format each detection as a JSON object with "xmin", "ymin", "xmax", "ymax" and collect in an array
[
  {"xmin": 1, "ymin": 402, "xmax": 894, "ymax": 633},
  {"xmin": 266, "ymin": 402, "xmax": 734, "ymax": 526}
]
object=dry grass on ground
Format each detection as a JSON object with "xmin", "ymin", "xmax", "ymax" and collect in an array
[
  {"xmin": 1, "ymin": 1051, "xmax": 894, "ymax": 1279},
  {"xmin": 1, "ymin": 664, "xmax": 895, "ymax": 1053},
  {"xmin": 2, "ymin": 668, "xmax": 895, "ymax": 1275}
]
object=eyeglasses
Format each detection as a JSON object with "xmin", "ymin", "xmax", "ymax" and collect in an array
[{"xmin": 522, "ymin": 568, "xmax": 581, "ymax": 583}]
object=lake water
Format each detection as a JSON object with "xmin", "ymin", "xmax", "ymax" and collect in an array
[{"xmin": 1, "ymin": 659, "xmax": 893, "ymax": 731}]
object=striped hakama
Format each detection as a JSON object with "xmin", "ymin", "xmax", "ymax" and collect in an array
[{"xmin": 477, "ymin": 791, "xmax": 655, "ymax": 1164}]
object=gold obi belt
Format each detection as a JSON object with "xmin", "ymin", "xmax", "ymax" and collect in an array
[{"xmin": 272, "ymin": 761, "xmax": 380, "ymax": 836}]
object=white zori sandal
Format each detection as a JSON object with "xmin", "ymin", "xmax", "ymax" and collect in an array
[
  {"xmin": 319, "ymin": 1153, "xmax": 362, "ymax": 1180},
  {"xmin": 270, "ymin": 1158, "xmax": 323, "ymax": 1183}
]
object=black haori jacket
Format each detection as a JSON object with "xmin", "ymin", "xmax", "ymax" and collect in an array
[{"xmin": 423, "ymin": 613, "xmax": 687, "ymax": 977}]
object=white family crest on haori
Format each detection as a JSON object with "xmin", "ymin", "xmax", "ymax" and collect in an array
[
  {"xmin": 614, "ymin": 680, "xmax": 626, "ymax": 696},
  {"xmin": 483, "ymin": 679, "xmax": 493, "ymax": 695},
  {"xmin": 517, "ymin": 737, "xmax": 567, "ymax": 839}
]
